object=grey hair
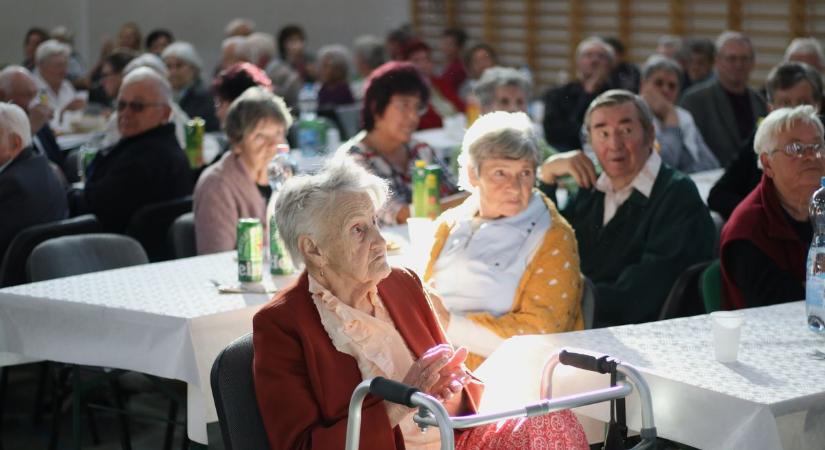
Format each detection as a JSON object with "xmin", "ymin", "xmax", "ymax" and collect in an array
[
  {"xmin": 784, "ymin": 37, "xmax": 825, "ymax": 68},
  {"xmin": 225, "ymin": 18, "xmax": 255, "ymax": 36},
  {"xmin": 224, "ymin": 86, "xmax": 293, "ymax": 145},
  {"xmin": 754, "ymin": 105, "xmax": 824, "ymax": 160},
  {"xmin": 457, "ymin": 111, "xmax": 541, "ymax": 192},
  {"xmin": 35, "ymin": 39, "xmax": 70, "ymax": 66},
  {"xmin": 318, "ymin": 44, "xmax": 352, "ymax": 80},
  {"xmin": 584, "ymin": 89, "xmax": 655, "ymax": 144},
  {"xmin": 274, "ymin": 156, "xmax": 389, "ymax": 265},
  {"xmin": 353, "ymin": 35, "xmax": 386, "ymax": 71},
  {"xmin": 240, "ymin": 32, "xmax": 276, "ymax": 65},
  {"xmin": 120, "ymin": 66, "xmax": 173, "ymax": 104},
  {"xmin": 715, "ymin": 31, "xmax": 753, "ymax": 57},
  {"xmin": 473, "ymin": 66, "xmax": 532, "ymax": 110},
  {"xmin": 0, "ymin": 65, "xmax": 34, "ymax": 95},
  {"xmin": 222, "ymin": 35, "xmax": 246, "ymax": 52},
  {"xmin": 0, "ymin": 103, "xmax": 32, "ymax": 148},
  {"xmin": 657, "ymin": 35, "xmax": 683, "ymax": 53},
  {"xmin": 576, "ymin": 37, "xmax": 615, "ymax": 63},
  {"xmin": 123, "ymin": 53, "xmax": 169, "ymax": 77},
  {"xmin": 161, "ymin": 41, "xmax": 203, "ymax": 71},
  {"xmin": 641, "ymin": 55, "xmax": 683, "ymax": 81}
]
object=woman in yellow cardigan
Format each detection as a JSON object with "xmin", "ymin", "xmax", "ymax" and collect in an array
[{"xmin": 424, "ymin": 111, "xmax": 584, "ymax": 369}]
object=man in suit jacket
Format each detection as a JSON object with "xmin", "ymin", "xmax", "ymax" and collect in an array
[
  {"xmin": 0, "ymin": 103, "xmax": 68, "ymax": 259},
  {"xmin": 679, "ymin": 31, "xmax": 768, "ymax": 167},
  {"xmin": 69, "ymin": 67, "xmax": 192, "ymax": 232}
]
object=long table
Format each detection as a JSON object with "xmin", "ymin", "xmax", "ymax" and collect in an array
[{"xmin": 475, "ymin": 301, "xmax": 825, "ymax": 450}]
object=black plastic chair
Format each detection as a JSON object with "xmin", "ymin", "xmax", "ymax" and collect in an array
[
  {"xmin": 211, "ymin": 333, "xmax": 270, "ymax": 450},
  {"xmin": 168, "ymin": 212, "xmax": 197, "ymax": 259},
  {"xmin": 125, "ymin": 196, "xmax": 192, "ymax": 262},
  {"xmin": 0, "ymin": 214, "xmax": 102, "ymax": 288},
  {"xmin": 657, "ymin": 261, "xmax": 713, "ymax": 321},
  {"xmin": 581, "ymin": 276, "xmax": 597, "ymax": 330}
]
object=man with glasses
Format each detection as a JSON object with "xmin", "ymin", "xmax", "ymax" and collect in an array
[
  {"xmin": 69, "ymin": 67, "xmax": 192, "ymax": 232},
  {"xmin": 679, "ymin": 31, "xmax": 768, "ymax": 166},
  {"xmin": 720, "ymin": 105, "xmax": 825, "ymax": 309},
  {"xmin": 541, "ymin": 90, "xmax": 715, "ymax": 327}
]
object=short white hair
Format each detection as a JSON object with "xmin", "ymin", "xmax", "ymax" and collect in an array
[
  {"xmin": 274, "ymin": 156, "xmax": 388, "ymax": 265},
  {"xmin": 318, "ymin": 44, "xmax": 352, "ymax": 78},
  {"xmin": 0, "ymin": 103, "xmax": 32, "ymax": 148},
  {"xmin": 754, "ymin": 105, "xmax": 824, "ymax": 161},
  {"xmin": 222, "ymin": 35, "xmax": 246, "ymax": 52},
  {"xmin": 576, "ymin": 37, "xmax": 615, "ymax": 63},
  {"xmin": 120, "ymin": 66, "xmax": 173, "ymax": 104},
  {"xmin": 123, "ymin": 53, "xmax": 169, "ymax": 78},
  {"xmin": 457, "ymin": 111, "xmax": 541, "ymax": 192},
  {"xmin": 225, "ymin": 18, "xmax": 255, "ymax": 36},
  {"xmin": 161, "ymin": 41, "xmax": 203, "ymax": 71},
  {"xmin": 240, "ymin": 32, "xmax": 276, "ymax": 65},
  {"xmin": 35, "ymin": 39, "xmax": 70, "ymax": 66},
  {"xmin": 715, "ymin": 30, "xmax": 753, "ymax": 56},
  {"xmin": 0, "ymin": 65, "xmax": 35, "ymax": 95},
  {"xmin": 784, "ymin": 37, "xmax": 825, "ymax": 67}
]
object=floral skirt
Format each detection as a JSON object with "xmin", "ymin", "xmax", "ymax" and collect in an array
[{"xmin": 454, "ymin": 409, "xmax": 589, "ymax": 450}]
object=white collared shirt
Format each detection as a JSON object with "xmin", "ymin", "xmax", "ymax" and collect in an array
[
  {"xmin": 595, "ymin": 151, "xmax": 661, "ymax": 225},
  {"xmin": 33, "ymin": 70, "xmax": 78, "ymax": 131}
]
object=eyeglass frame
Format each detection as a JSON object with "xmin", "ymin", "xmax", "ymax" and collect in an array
[{"xmin": 771, "ymin": 141, "xmax": 825, "ymax": 159}]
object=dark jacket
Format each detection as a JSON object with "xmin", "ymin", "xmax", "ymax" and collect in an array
[
  {"xmin": 72, "ymin": 123, "xmax": 192, "ymax": 232},
  {"xmin": 542, "ymin": 80, "xmax": 612, "ymax": 152},
  {"xmin": 33, "ymin": 124, "xmax": 67, "ymax": 174},
  {"xmin": 179, "ymin": 81, "xmax": 219, "ymax": 132},
  {"xmin": 707, "ymin": 133, "xmax": 761, "ymax": 220},
  {"xmin": 0, "ymin": 147, "xmax": 68, "ymax": 258}
]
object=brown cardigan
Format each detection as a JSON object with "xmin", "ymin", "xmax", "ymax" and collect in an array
[
  {"xmin": 193, "ymin": 152, "xmax": 267, "ymax": 254},
  {"xmin": 253, "ymin": 268, "xmax": 483, "ymax": 450}
]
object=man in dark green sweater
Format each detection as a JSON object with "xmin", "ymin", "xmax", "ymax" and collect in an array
[{"xmin": 540, "ymin": 89, "xmax": 715, "ymax": 327}]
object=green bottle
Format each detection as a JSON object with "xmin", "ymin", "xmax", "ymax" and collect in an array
[{"xmin": 412, "ymin": 160, "xmax": 428, "ymax": 217}]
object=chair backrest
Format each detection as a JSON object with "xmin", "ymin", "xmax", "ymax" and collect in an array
[
  {"xmin": 658, "ymin": 261, "xmax": 713, "ymax": 321},
  {"xmin": 126, "ymin": 196, "xmax": 192, "ymax": 262},
  {"xmin": 334, "ymin": 103, "xmax": 363, "ymax": 140},
  {"xmin": 581, "ymin": 276, "xmax": 596, "ymax": 329},
  {"xmin": 27, "ymin": 234, "xmax": 149, "ymax": 282},
  {"xmin": 701, "ymin": 259, "xmax": 723, "ymax": 313},
  {"xmin": 169, "ymin": 212, "xmax": 197, "ymax": 259},
  {"xmin": 211, "ymin": 333, "xmax": 270, "ymax": 450},
  {"xmin": 0, "ymin": 214, "xmax": 102, "ymax": 287}
]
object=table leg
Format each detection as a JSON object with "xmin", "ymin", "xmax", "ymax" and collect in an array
[{"xmin": 72, "ymin": 366, "xmax": 82, "ymax": 450}]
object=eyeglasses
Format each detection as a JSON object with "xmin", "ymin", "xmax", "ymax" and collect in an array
[
  {"xmin": 389, "ymin": 98, "xmax": 427, "ymax": 117},
  {"xmin": 772, "ymin": 141, "xmax": 825, "ymax": 158},
  {"xmin": 116, "ymin": 100, "xmax": 165, "ymax": 113}
]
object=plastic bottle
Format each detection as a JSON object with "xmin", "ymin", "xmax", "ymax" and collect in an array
[
  {"xmin": 411, "ymin": 160, "xmax": 428, "ymax": 217},
  {"xmin": 268, "ymin": 144, "xmax": 295, "ymax": 275},
  {"xmin": 296, "ymin": 83, "xmax": 332, "ymax": 156},
  {"xmin": 806, "ymin": 176, "xmax": 825, "ymax": 333}
]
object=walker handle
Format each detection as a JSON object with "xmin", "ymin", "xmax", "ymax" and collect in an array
[
  {"xmin": 369, "ymin": 377, "xmax": 420, "ymax": 408},
  {"xmin": 559, "ymin": 350, "xmax": 613, "ymax": 374}
]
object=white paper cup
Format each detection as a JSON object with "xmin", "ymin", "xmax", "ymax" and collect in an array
[
  {"xmin": 406, "ymin": 217, "xmax": 436, "ymax": 253},
  {"xmin": 711, "ymin": 311, "xmax": 744, "ymax": 362}
]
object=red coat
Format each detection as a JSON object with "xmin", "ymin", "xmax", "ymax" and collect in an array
[
  {"xmin": 253, "ymin": 268, "xmax": 483, "ymax": 450},
  {"xmin": 720, "ymin": 175, "xmax": 808, "ymax": 309}
]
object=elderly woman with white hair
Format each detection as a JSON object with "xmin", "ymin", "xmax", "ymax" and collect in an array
[
  {"xmin": 161, "ymin": 41, "xmax": 219, "ymax": 131},
  {"xmin": 423, "ymin": 111, "xmax": 584, "ymax": 370},
  {"xmin": 253, "ymin": 155, "xmax": 587, "ymax": 450},
  {"xmin": 316, "ymin": 44, "xmax": 355, "ymax": 108},
  {"xmin": 33, "ymin": 39, "xmax": 86, "ymax": 129},
  {"xmin": 721, "ymin": 105, "xmax": 825, "ymax": 310},
  {"xmin": 784, "ymin": 37, "xmax": 825, "ymax": 72},
  {"xmin": 194, "ymin": 87, "xmax": 291, "ymax": 254}
]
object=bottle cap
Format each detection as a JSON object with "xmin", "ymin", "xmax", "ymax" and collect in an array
[
  {"xmin": 415, "ymin": 160, "xmax": 427, "ymax": 168},
  {"xmin": 821, "ymin": 176, "xmax": 825, "ymax": 188}
]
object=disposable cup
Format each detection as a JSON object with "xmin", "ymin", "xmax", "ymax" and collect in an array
[{"xmin": 711, "ymin": 311, "xmax": 744, "ymax": 362}]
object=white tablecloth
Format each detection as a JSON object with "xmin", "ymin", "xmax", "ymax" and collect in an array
[
  {"xmin": 0, "ymin": 252, "xmax": 284, "ymax": 444},
  {"xmin": 475, "ymin": 302, "xmax": 825, "ymax": 450},
  {"xmin": 689, "ymin": 168, "xmax": 724, "ymax": 204}
]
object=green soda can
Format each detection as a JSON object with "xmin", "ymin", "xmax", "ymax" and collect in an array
[
  {"xmin": 237, "ymin": 218, "xmax": 264, "ymax": 282},
  {"xmin": 424, "ymin": 165, "xmax": 442, "ymax": 219},
  {"xmin": 269, "ymin": 213, "xmax": 294, "ymax": 275},
  {"xmin": 411, "ymin": 160, "xmax": 428, "ymax": 217},
  {"xmin": 184, "ymin": 117, "xmax": 205, "ymax": 168}
]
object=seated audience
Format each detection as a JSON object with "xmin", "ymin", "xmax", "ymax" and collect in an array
[
  {"xmin": 50, "ymin": 26, "xmax": 87, "ymax": 88},
  {"xmin": 242, "ymin": 32, "xmax": 277, "ymax": 69},
  {"xmin": 116, "ymin": 22, "xmax": 143, "ymax": 52},
  {"xmin": 278, "ymin": 24, "xmax": 315, "ymax": 82},
  {"xmin": 316, "ymin": 44, "xmax": 355, "ymax": 108},
  {"xmin": 89, "ymin": 48, "xmax": 138, "ymax": 109},
  {"xmin": 404, "ymin": 39, "xmax": 465, "ymax": 129},
  {"xmin": 639, "ymin": 56, "xmax": 719, "ymax": 172},
  {"xmin": 265, "ymin": 59, "xmax": 302, "ymax": 113},
  {"xmin": 194, "ymin": 87, "xmax": 291, "ymax": 254},
  {"xmin": 218, "ymin": 36, "xmax": 248, "ymax": 72},
  {"xmin": 721, "ymin": 105, "xmax": 825, "ymax": 309},
  {"xmin": 338, "ymin": 62, "xmax": 460, "ymax": 224},
  {"xmin": 212, "ymin": 63, "xmax": 273, "ymax": 126},
  {"xmin": 253, "ymin": 156, "xmax": 588, "ymax": 449},
  {"xmin": 784, "ymin": 37, "xmax": 825, "ymax": 72},
  {"xmin": 655, "ymin": 35, "xmax": 683, "ymax": 60},
  {"xmin": 541, "ymin": 90, "xmax": 715, "ymax": 327},
  {"xmin": 69, "ymin": 68, "xmax": 192, "ymax": 232},
  {"xmin": 224, "ymin": 18, "xmax": 255, "ymax": 37},
  {"xmin": 604, "ymin": 36, "xmax": 640, "ymax": 92},
  {"xmin": 351, "ymin": 34, "xmax": 386, "ymax": 100},
  {"xmin": 161, "ymin": 42, "xmax": 219, "ymax": 131},
  {"xmin": 679, "ymin": 31, "xmax": 767, "ymax": 166},
  {"xmin": 458, "ymin": 42, "xmax": 497, "ymax": 99},
  {"xmin": 437, "ymin": 27, "xmax": 468, "ymax": 94},
  {"xmin": 682, "ymin": 38, "xmax": 716, "ymax": 92},
  {"xmin": 543, "ymin": 37, "xmax": 615, "ymax": 151},
  {"xmin": 145, "ymin": 29, "xmax": 174, "ymax": 56},
  {"xmin": 709, "ymin": 62, "xmax": 823, "ymax": 219},
  {"xmin": 424, "ymin": 112, "xmax": 584, "ymax": 370},
  {"xmin": 0, "ymin": 66, "xmax": 65, "ymax": 174},
  {"xmin": 33, "ymin": 39, "xmax": 86, "ymax": 130},
  {"xmin": 0, "ymin": 103, "xmax": 68, "ymax": 259},
  {"xmin": 22, "ymin": 27, "xmax": 49, "ymax": 71},
  {"xmin": 385, "ymin": 25, "xmax": 414, "ymax": 61}
]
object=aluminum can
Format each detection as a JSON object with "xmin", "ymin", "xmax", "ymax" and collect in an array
[{"xmin": 237, "ymin": 218, "xmax": 264, "ymax": 282}]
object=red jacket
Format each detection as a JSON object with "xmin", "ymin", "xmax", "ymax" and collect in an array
[
  {"xmin": 253, "ymin": 268, "xmax": 482, "ymax": 450},
  {"xmin": 720, "ymin": 175, "xmax": 808, "ymax": 309}
]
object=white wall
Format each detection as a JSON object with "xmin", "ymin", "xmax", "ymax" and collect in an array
[{"xmin": 0, "ymin": 0, "xmax": 410, "ymax": 75}]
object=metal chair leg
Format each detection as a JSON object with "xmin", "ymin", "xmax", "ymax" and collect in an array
[{"xmin": 108, "ymin": 377, "xmax": 132, "ymax": 450}]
